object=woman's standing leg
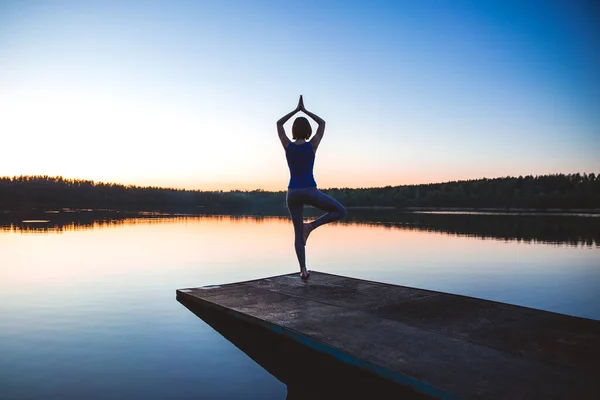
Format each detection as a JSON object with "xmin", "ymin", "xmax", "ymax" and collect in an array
[
  {"xmin": 304, "ymin": 188, "xmax": 347, "ymax": 242},
  {"xmin": 286, "ymin": 190, "xmax": 307, "ymax": 275}
]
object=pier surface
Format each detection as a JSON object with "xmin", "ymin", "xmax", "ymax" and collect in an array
[{"xmin": 177, "ymin": 271, "xmax": 600, "ymax": 399}]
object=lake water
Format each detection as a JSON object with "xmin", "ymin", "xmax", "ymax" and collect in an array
[{"xmin": 1, "ymin": 212, "xmax": 599, "ymax": 399}]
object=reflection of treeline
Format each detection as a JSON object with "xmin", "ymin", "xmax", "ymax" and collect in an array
[
  {"xmin": 1, "ymin": 210, "xmax": 598, "ymax": 247},
  {"xmin": 1, "ymin": 173, "xmax": 599, "ymax": 211},
  {"xmin": 0, "ymin": 212, "xmax": 277, "ymax": 234},
  {"xmin": 345, "ymin": 210, "xmax": 600, "ymax": 247}
]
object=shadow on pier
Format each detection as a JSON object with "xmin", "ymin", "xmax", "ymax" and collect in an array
[{"xmin": 177, "ymin": 295, "xmax": 430, "ymax": 400}]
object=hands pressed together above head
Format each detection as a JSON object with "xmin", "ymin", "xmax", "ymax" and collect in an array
[
  {"xmin": 277, "ymin": 95, "xmax": 326, "ymax": 149},
  {"xmin": 296, "ymin": 95, "xmax": 305, "ymax": 112}
]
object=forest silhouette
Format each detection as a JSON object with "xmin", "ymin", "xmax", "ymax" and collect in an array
[{"xmin": 1, "ymin": 173, "xmax": 598, "ymax": 212}]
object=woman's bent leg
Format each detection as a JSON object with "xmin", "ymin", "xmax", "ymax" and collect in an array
[
  {"xmin": 306, "ymin": 188, "xmax": 347, "ymax": 230},
  {"xmin": 286, "ymin": 192, "xmax": 306, "ymax": 272}
]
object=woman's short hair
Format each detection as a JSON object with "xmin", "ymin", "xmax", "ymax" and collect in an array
[{"xmin": 292, "ymin": 117, "xmax": 312, "ymax": 140}]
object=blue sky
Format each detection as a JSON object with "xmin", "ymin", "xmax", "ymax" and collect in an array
[{"xmin": 0, "ymin": 0, "xmax": 598, "ymax": 189}]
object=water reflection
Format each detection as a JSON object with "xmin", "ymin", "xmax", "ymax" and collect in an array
[
  {"xmin": 2, "ymin": 217, "xmax": 184, "ymax": 234},
  {"xmin": 346, "ymin": 210, "xmax": 600, "ymax": 247},
  {"xmin": 2, "ymin": 209, "xmax": 598, "ymax": 247},
  {"xmin": 1, "ymin": 211, "xmax": 598, "ymax": 399}
]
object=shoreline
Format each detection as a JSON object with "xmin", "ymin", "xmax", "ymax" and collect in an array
[
  {"xmin": 3, "ymin": 206, "xmax": 600, "ymax": 214},
  {"xmin": 346, "ymin": 206, "xmax": 600, "ymax": 215}
]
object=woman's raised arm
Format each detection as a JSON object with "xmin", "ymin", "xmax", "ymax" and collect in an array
[
  {"xmin": 276, "ymin": 97, "xmax": 302, "ymax": 148},
  {"xmin": 301, "ymin": 103, "xmax": 325, "ymax": 153}
]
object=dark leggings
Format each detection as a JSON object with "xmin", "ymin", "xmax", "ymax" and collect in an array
[{"xmin": 286, "ymin": 187, "xmax": 347, "ymax": 270}]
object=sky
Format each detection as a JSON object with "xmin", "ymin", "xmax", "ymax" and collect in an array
[{"xmin": 1, "ymin": 0, "xmax": 598, "ymax": 190}]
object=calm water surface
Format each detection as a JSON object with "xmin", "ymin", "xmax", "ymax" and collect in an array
[{"xmin": 1, "ymin": 213, "xmax": 599, "ymax": 399}]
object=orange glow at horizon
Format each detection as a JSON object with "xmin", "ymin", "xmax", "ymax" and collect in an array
[{"xmin": 2, "ymin": 166, "xmax": 547, "ymax": 192}]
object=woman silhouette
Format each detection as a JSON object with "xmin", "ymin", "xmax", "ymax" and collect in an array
[{"xmin": 277, "ymin": 95, "xmax": 347, "ymax": 280}]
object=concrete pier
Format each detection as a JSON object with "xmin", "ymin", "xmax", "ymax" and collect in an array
[{"xmin": 176, "ymin": 271, "xmax": 600, "ymax": 399}]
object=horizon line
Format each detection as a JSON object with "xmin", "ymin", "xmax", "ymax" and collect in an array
[{"xmin": 2, "ymin": 172, "xmax": 597, "ymax": 193}]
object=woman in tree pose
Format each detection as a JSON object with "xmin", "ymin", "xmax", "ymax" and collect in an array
[{"xmin": 277, "ymin": 95, "xmax": 347, "ymax": 280}]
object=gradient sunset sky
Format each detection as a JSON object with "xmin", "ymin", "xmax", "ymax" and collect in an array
[{"xmin": 1, "ymin": 0, "xmax": 598, "ymax": 190}]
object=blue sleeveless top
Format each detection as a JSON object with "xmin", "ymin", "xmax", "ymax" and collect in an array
[{"xmin": 285, "ymin": 142, "xmax": 317, "ymax": 188}]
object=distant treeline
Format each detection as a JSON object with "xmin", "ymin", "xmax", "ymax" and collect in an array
[{"xmin": 1, "ymin": 173, "xmax": 599, "ymax": 211}]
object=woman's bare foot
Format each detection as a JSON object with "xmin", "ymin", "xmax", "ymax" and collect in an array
[
  {"xmin": 300, "ymin": 269, "xmax": 310, "ymax": 280},
  {"xmin": 302, "ymin": 223, "xmax": 313, "ymax": 245}
]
